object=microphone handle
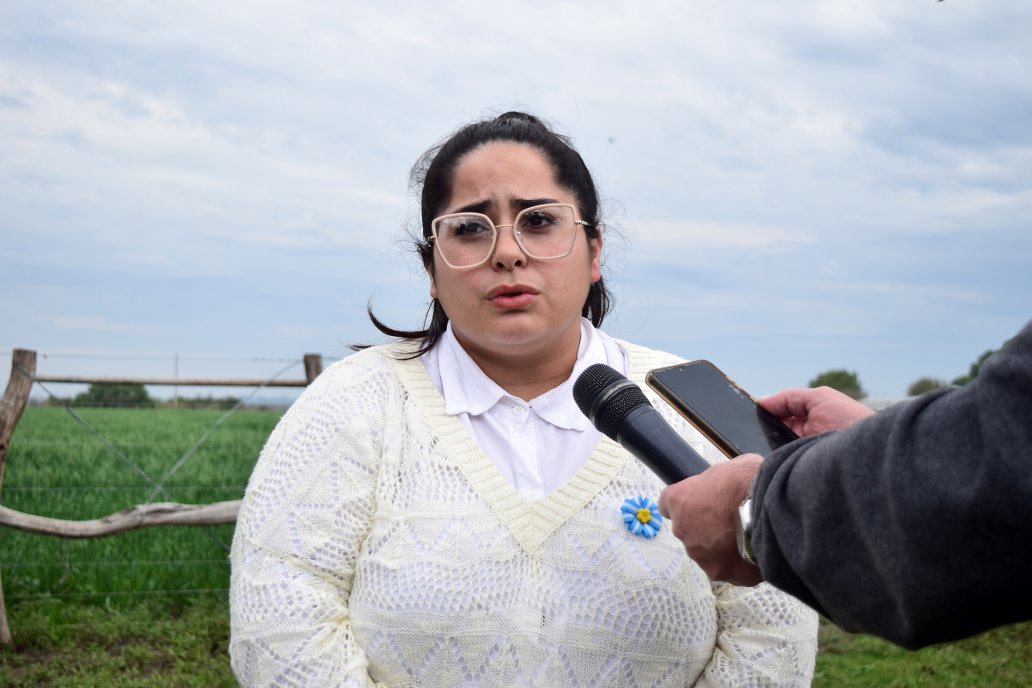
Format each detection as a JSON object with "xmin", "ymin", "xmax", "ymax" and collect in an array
[{"xmin": 616, "ymin": 405, "xmax": 711, "ymax": 484}]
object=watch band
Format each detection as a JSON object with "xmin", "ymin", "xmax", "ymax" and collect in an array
[{"xmin": 735, "ymin": 497, "xmax": 756, "ymax": 565}]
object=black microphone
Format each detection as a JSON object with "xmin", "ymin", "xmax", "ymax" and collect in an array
[{"xmin": 573, "ymin": 363, "xmax": 710, "ymax": 484}]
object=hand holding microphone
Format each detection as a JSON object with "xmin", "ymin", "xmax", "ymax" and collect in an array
[{"xmin": 574, "ymin": 362, "xmax": 762, "ymax": 585}]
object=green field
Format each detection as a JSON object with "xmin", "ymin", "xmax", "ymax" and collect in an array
[
  {"xmin": 0, "ymin": 407, "xmax": 280, "ymax": 606},
  {"xmin": 1, "ymin": 406, "xmax": 1029, "ymax": 686}
]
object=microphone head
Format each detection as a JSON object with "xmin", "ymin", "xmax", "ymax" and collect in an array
[{"xmin": 573, "ymin": 363, "xmax": 653, "ymax": 440}]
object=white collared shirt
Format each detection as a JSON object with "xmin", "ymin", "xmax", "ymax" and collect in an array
[{"xmin": 422, "ymin": 319, "xmax": 629, "ymax": 500}]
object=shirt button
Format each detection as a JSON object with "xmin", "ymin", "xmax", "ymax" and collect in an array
[
  {"xmin": 527, "ymin": 490, "xmax": 541, "ymax": 500},
  {"xmin": 513, "ymin": 405, "xmax": 525, "ymax": 415}
]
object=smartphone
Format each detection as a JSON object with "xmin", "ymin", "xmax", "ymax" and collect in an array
[{"xmin": 646, "ymin": 360, "xmax": 799, "ymax": 458}]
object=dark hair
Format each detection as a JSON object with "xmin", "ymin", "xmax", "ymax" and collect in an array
[{"xmin": 367, "ymin": 111, "xmax": 613, "ymax": 355}]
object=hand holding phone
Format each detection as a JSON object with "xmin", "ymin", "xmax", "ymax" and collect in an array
[{"xmin": 646, "ymin": 360, "xmax": 799, "ymax": 458}]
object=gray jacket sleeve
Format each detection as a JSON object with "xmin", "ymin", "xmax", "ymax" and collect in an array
[{"xmin": 750, "ymin": 319, "xmax": 1032, "ymax": 649}]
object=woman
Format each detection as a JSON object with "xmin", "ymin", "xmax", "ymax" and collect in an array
[{"xmin": 230, "ymin": 112, "xmax": 818, "ymax": 687}]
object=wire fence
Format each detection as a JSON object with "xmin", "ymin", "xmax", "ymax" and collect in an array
[{"xmin": 0, "ymin": 349, "xmax": 315, "ymax": 642}]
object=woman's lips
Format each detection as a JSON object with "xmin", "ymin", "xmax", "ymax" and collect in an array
[{"xmin": 487, "ymin": 285, "xmax": 539, "ymax": 309}]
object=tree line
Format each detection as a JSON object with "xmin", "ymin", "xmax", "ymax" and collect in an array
[
  {"xmin": 37, "ymin": 384, "xmax": 241, "ymax": 409},
  {"xmin": 811, "ymin": 339, "xmax": 1007, "ymax": 400}
]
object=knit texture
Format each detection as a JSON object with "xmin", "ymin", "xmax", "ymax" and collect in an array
[{"xmin": 230, "ymin": 341, "xmax": 818, "ymax": 687}]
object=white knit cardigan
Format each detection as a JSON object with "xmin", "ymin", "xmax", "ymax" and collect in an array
[{"xmin": 230, "ymin": 340, "xmax": 818, "ymax": 687}]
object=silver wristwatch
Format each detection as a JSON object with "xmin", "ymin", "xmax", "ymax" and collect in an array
[{"xmin": 734, "ymin": 496, "xmax": 756, "ymax": 565}]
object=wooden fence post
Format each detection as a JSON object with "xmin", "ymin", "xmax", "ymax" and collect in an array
[
  {"xmin": 303, "ymin": 353, "xmax": 323, "ymax": 384},
  {"xmin": 0, "ymin": 348, "xmax": 36, "ymax": 646}
]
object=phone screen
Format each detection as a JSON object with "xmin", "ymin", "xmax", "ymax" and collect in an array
[{"xmin": 646, "ymin": 360, "xmax": 798, "ymax": 458}]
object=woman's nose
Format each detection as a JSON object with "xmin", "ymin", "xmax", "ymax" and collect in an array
[{"xmin": 492, "ymin": 224, "xmax": 526, "ymax": 269}]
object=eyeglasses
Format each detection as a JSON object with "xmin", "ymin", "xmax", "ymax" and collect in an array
[{"xmin": 429, "ymin": 203, "xmax": 591, "ymax": 269}]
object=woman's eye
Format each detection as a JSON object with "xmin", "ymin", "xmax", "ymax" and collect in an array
[
  {"xmin": 520, "ymin": 211, "xmax": 559, "ymax": 230},
  {"xmin": 448, "ymin": 218, "xmax": 492, "ymax": 238}
]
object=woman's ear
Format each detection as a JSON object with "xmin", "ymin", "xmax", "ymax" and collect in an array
[
  {"xmin": 589, "ymin": 235, "xmax": 603, "ymax": 283},
  {"xmin": 427, "ymin": 265, "xmax": 438, "ymax": 299}
]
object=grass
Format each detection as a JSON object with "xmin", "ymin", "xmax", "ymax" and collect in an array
[
  {"xmin": 1, "ymin": 407, "xmax": 280, "ymax": 603},
  {"xmin": 2, "ymin": 406, "xmax": 1030, "ymax": 685},
  {"xmin": 815, "ymin": 618, "xmax": 1032, "ymax": 687},
  {"xmin": 0, "ymin": 405, "xmax": 278, "ymax": 686},
  {"xmin": 0, "ymin": 596, "xmax": 234, "ymax": 687}
]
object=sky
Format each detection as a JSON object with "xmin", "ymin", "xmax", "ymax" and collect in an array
[{"xmin": 2, "ymin": 1, "xmax": 1031, "ymax": 405}]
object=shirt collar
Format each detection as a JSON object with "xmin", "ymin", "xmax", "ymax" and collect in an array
[
  {"xmin": 437, "ymin": 325, "xmax": 507, "ymax": 417},
  {"xmin": 436, "ymin": 320, "xmax": 612, "ymax": 431}
]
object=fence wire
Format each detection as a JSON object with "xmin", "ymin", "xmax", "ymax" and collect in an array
[
  {"xmin": 12, "ymin": 358, "xmax": 299, "ymax": 555},
  {"xmin": 1, "ymin": 355, "xmax": 298, "ymax": 622}
]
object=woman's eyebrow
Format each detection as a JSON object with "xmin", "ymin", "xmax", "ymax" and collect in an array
[
  {"xmin": 451, "ymin": 200, "xmax": 491, "ymax": 214},
  {"xmin": 514, "ymin": 198, "xmax": 560, "ymax": 210},
  {"xmin": 450, "ymin": 197, "xmax": 561, "ymax": 215}
]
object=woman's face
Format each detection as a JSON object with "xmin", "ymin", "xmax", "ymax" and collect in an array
[{"xmin": 428, "ymin": 141, "xmax": 602, "ymax": 367}]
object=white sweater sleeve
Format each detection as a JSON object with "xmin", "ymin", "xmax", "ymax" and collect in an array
[
  {"xmin": 666, "ymin": 426, "xmax": 819, "ymax": 687},
  {"xmin": 229, "ymin": 353, "xmax": 389, "ymax": 688},
  {"xmin": 696, "ymin": 582, "xmax": 819, "ymax": 687}
]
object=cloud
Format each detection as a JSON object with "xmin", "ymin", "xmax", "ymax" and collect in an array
[
  {"xmin": 2, "ymin": 1, "xmax": 1030, "ymax": 398},
  {"xmin": 631, "ymin": 220, "xmax": 814, "ymax": 255},
  {"xmin": 48, "ymin": 316, "xmax": 151, "ymax": 333}
]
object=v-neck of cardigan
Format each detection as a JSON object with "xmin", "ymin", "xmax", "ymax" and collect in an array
[{"xmin": 390, "ymin": 343, "xmax": 651, "ymax": 554}]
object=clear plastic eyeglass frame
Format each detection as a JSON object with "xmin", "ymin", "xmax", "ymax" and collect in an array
[{"xmin": 428, "ymin": 202, "xmax": 591, "ymax": 270}]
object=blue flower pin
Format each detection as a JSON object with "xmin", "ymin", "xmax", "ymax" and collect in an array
[{"xmin": 621, "ymin": 496, "xmax": 663, "ymax": 538}]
